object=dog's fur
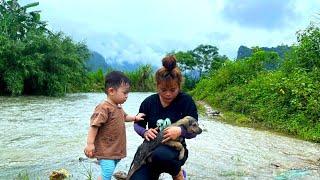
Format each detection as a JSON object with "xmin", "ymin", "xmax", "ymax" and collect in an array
[{"xmin": 126, "ymin": 116, "xmax": 202, "ymax": 180}]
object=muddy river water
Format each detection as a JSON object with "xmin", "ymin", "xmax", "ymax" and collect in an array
[{"xmin": 0, "ymin": 93, "xmax": 319, "ymax": 179}]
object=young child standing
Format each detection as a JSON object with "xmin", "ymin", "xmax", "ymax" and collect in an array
[{"xmin": 84, "ymin": 71, "xmax": 144, "ymax": 180}]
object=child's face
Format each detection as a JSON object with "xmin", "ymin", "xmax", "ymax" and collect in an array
[{"xmin": 110, "ymin": 83, "xmax": 130, "ymax": 105}]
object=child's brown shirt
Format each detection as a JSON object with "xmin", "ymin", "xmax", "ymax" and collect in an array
[{"xmin": 90, "ymin": 100, "xmax": 127, "ymax": 159}]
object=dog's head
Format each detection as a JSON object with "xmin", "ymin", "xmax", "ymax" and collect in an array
[{"xmin": 178, "ymin": 116, "xmax": 202, "ymax": 135}]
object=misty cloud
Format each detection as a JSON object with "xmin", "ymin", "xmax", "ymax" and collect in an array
[{"xmin": 222, "ymin": 0, "xmax": 298, "ymax": 29}]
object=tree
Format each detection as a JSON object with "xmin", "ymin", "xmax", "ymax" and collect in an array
[
  {"xmin": 0, "ymin": 0, "xmax": 47, "ymax": 40},
  {"xmin": 0, "ymin": 0, "xmax": 90, "ymax": 96},
  {"xmin": 192, "ymin": 44, "xmax": 219, "ymax": 76},
  {"xmin": 295, "ymin": 24, "xmax": 320, "ymax": 71},
  {"xmin": 209, "ymin": 55, "xmax": 228, "ymax": 73},
  {"xmin": 175, "ymin": 51, "xmax": 196, "ymax": 73},
  {"xmin": 175, "ymin": 51, "xmax": 199, "ymax": 90}
]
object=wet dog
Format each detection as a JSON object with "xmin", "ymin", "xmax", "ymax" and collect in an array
[{"xmin": 126, "ymin": 116, "xmax": 202, "ymax": 180}]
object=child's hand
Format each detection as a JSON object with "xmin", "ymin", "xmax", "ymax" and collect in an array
[
  {"xmin": 84, "ymin": 143, "xmax": 95, "ymax": 158},
  {"xmin": 134, "ymin": 113, "xmax": 145, "ymax": 122}
]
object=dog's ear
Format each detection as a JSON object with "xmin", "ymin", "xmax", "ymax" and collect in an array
[
  {"xmin": 184, "ymin": 116, "xmax": 202, "ymax": 134},
  {"xmin": 178, "ymin": 116, "xmax": 194, "ymax": 129},
  {"xmin": 185, "ymin": 116, "xmax": 196, "ymax": 125}
]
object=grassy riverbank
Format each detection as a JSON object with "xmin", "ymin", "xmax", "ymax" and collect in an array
[
  {"xmin": 196, "ymin": 101, "xmax": 310, "ymax": 142},
  {"xmin": 191, "ymin": 25, "xmax": 320, "ymax": 143},
  {"xmin": 193, "ymin": 69, "xmax": 320, "ymax": 143}
]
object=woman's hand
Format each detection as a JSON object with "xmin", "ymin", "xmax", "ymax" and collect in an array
[
  {"xmin": 162, "ymin": 126, "xmax": 181, "ymax": 143},
  {"xmin": 144, "ymin": 128, "xmax": 158, "ymax": 141},
  {"xmin": 84, "ymin": 143, "xmax": 95, "ymax": 158}
]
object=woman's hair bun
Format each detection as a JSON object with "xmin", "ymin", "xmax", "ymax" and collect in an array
[{"xmin": 162, "ymin": 55, "xmax": 177, "ymax": 71}]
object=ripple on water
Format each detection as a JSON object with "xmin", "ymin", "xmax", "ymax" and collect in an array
[{"xmin": 9, "ymin": 135, "xmax": 36, "ymax": 142}]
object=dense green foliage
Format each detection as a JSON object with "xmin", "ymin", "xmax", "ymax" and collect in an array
[
  {"xmin": 84, "ymin": 68, "xmax": 106, "ymax": 92},
  {"xmin": 125, "ymin": 64, "xmax": 155, "ymax": 92},
  {"xmin": 192, "ymin": 25, "xmax": 320, "ymax": 142},
  {"xmin": 0, "ymin": 0, "xmax": 156, "ymax": 96},
  {"xmin": 84, "ymin": 65, "xmax": 156, "ymax": 93},
  {"xmin": 0, "ymin": 0, "xmax": 90, "ymax": 96}
]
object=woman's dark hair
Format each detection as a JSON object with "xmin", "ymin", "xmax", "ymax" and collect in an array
[
  {"xmin": 105, "ymin": 71, "xmax": 130, "ymax": 93},
  {"xmin": 155, "ymin": 55, "xmax": 182, "ymax": 87}
]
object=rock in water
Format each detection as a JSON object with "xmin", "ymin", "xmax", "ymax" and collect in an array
[
  {"xmin": 113, "ymin": 171, "xmax": 127, "ymax": 180},
  {"xmin": 49, "ymin": 168, "xmax": 70, "ymax": 180}
]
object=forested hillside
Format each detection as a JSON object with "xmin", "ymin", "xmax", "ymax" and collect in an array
[{"xmin": 237, "ymin": 45, "xmax": 291, "ymax": 59}]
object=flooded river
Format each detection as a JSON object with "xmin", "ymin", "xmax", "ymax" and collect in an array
[{"xmin": 0, "ymin": 93, "xmax": 319, "ymax": 179}]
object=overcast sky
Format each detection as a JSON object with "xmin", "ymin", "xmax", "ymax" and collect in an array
[{"xmin": 21, "ymin": 0, "xmax": 320, "ymax": 66}]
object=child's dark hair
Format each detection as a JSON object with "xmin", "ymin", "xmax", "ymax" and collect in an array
[{"xmin": 105, "ymin": 71, "xmax": 131, "ymax": 93}]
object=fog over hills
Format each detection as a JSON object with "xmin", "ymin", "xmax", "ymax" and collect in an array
[{"xmin": 86, "ymin": 51, "xmax": 157, "ymax": 72}]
